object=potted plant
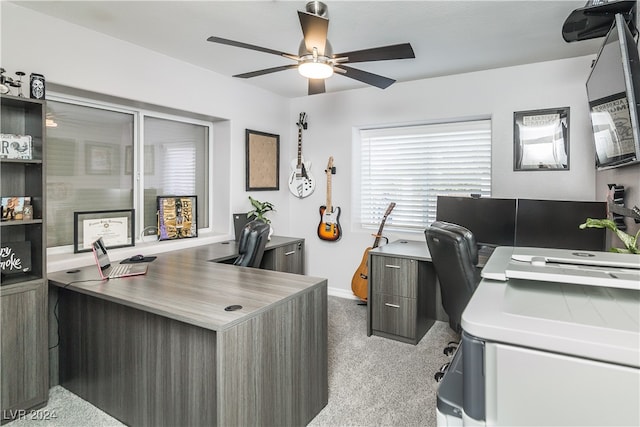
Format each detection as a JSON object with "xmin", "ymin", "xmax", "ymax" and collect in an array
[
  {"xmin": 247, "ymin": 196, "xmax": 275, "ymax": 239},
  {"xmin": 580, "ymin": 218, "xmax": 639, "ymax": 254}
]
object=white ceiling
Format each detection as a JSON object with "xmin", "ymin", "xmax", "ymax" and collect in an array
[{"xmin": 13, "ymin": 0, "xmax": 604, "ymax": 98}]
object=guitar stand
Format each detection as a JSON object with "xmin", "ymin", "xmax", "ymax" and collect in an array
[{"xmin": 371, "ymin": 233, "xmax": 389, "ymax": 245}]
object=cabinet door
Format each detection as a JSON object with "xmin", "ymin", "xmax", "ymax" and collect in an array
[
  {"xmin": 261, "ymin": 241, "xmax": 304, "ymax": 274},
  {"xmin": 370, "ymin": 255, "xmax": 417, "ymax": 298},
  {"xmin": 1, "ymin": 283, "xmax": 48, "ymax": 414}
]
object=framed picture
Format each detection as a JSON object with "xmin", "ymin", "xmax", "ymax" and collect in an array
[
  {"xmin": 246, "ymin": 129, "xmax": 280, "ymax": 191},
  {"xmin": 86, "ymin": 142, "xmax": 120, "ymax": 175},
  {"xmin": 74, "ymin": 209, "xmax": 135, "ymax": 253},
  {"xmin": 1, "ymin": 196, "xmax": 30, "ymax": 221},
  {"xmin": 157, "ymin": 195, "xmax": 197, "ymax": 240},
  {"xmin": 514, "ymin": 107, "xmax": 569, "ymax": 171}
]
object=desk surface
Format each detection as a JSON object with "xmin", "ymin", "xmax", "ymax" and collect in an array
[
  {"xmin": 369, "ymin": 239, "xmax": 491, "ymax": 266},
  {"xmin": 204, "ymin": 235, "xmax": 304, "ymax": 262},
  {"xmin": 48, "ymin": 237, "xmax": 323, "ymax": 333}
]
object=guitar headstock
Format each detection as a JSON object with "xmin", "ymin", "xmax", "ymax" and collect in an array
[
  {"xmin": 325, "ymin": 156, "xmax": 334, "ymax": 174},
  {"xmin": 297, "ymin": 112, "xmax": 308, "ymax": 130}
]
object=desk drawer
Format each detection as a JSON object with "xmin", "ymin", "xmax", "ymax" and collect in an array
[
  {"xmin": 372, "ymin": 294, "xmax": 416, "ymax": 339},
  {"xmin": 370, "ymin": 256, "xmax": 417, "ymax": 298}
]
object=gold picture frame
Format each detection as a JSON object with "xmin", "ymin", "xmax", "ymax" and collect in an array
[
  {"xmin": 157, "ymin": 195, "xmax": 197, "ymax": 240},
  {"xmin": 246, "ymin": 129, "xmax": 280, "ymax": 191}
]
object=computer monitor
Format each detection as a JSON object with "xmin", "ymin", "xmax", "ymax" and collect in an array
[
  {"xmin": 436, "ymin": 196, "xmax": 517, "ymax": 247},
  {"xmin": 515, "ymin": 199, "xmax": 607, "ymax": 251}
]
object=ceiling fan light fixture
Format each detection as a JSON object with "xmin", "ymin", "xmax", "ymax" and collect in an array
[{"xmin": 298, "ymin": 60, "xmax": 333, "ymax": 79}]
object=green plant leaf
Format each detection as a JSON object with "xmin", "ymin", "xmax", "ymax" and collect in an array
[{"xmin": 580, "ymin": 218, "xmax": 639, "ymax": 254}]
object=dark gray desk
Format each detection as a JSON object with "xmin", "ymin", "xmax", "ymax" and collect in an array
[
  {"xmin": 366, "ymin": 239, "xmax": 489, "ymax": 344},
  {"xmin": 205, "ymin": 235, "xmax": 305, "ymax": 274},
  {"xmin": 48, "ymin": 241, "xmax": 327, "ymax": 426}
]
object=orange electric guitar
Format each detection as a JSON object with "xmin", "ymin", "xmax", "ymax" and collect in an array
[
  {"xmin": 351, "ymin": 202, "xmax": 396, "ymax": 301},
  {"xmin": 317, "ymin": 157, "xmax": 342, "ymax": 241}
]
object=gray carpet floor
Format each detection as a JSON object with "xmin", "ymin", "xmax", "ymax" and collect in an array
[{"xmin": 6, "ymin": 296, "xmax": 457, "ymax": 427}]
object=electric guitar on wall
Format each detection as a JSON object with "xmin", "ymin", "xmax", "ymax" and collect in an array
[
  {"xmin": 317, "ymin": 156, "xmax": 342, "ymax": 241},
  {"xmin": 351, "ymin": 202, "xmax": 396, "ymax": 301},
  {"xmin": 288, "ymin": 112, "xmax": 315, "ymax": 198}
]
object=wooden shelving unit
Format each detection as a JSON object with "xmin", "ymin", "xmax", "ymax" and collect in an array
[{"xmin": 0, "ymin": 94, "xmax": 48, "ymax": 423}]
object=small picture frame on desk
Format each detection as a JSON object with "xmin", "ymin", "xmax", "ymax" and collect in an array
[
  {"xmin": 157, "ymin": 196, "xmax": 197, "ymax": 240},
  {"xmin": 74, "ymin": 209, "xmax": 135, "ymax": 253}
]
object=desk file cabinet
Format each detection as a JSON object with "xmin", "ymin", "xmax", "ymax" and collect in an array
[
  {"xmin": 260, "ymin": 239, "xmax": 304, "ymax": 274},
  {"xmin": 367, "ymin": 240, "xmax": 437, "ymax": 344}
]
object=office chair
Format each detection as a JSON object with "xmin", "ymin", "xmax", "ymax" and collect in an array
[
  {"xmin": 233, "ymin": 220, "xmax": 271, "ymax": 268},
  {"xmin": 424, "ymin": 221, "xmax": 481, "ymax": 334}
]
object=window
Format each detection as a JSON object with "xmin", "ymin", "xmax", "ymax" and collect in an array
[
  {"xmin": 46, "ymin": 101, "xmax": 134, "ymax": 247},
  {"xmin": 143, "ymin": 116, "xmax": 209, "ymax": 231},
  {"xmin": 357, "ymin": 119, "xmax": 492, "ymax": 232},
  {"xmin": 46, "ymin": 98, "xmax": 211, "ymax": 249}
]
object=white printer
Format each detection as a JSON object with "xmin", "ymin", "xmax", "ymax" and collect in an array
[{"xmin": 437, "ymin": 247, "xmax": 640, "ymax": 426}]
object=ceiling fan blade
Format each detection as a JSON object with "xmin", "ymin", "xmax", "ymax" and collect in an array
[
  {"xmin": 207, "ymin": 36, "xmax": 297, "ymax": 59},
  {"xmin": 338, "ymin": 65, "xmax": 395, "ymax": 89},
  {"xmin": 308, "ymin": 79, "xmax": 326, "ymax": 95},
  {"xmin": 334, "ymin": 43, "xmax": 415, "ymax": 63},
  {"xmin": 234, "ymin": 64, "xmax": 299, "ymax": 79},
  {"xmin": 298, "ymin": 11, "xmax": 329, "ymax": 55}
]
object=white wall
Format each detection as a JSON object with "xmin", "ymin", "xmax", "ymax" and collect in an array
[
  {"xmin": 2, "ymin": 3, "xmax": 604, "ymax": 297},
  {"xmin": 1, "ymin": 3, "xmax": 293, "ymax": 238},
  {"xmin": 289, "ymin": 56, "xmax": 598, "ymax": 298}
]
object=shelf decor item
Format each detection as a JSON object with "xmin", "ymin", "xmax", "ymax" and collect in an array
[
  {"xmin": 74, "ymin": 209, "xmax": 135, "ymax": 253},
  {"xmin": 22, "ymin": 203, "xmax": 33, "ymax": 221},
  {"xmin": 0, "ymin": 241, "xmax": 32, "ymax": 275},
  {"xmin": 157, "ymin": 196, "xmax": 197, "ymax": 240},
  {"xmin": 1, "ymin": 196, "xmax": 26, "ymax": 221},
  {"xmin": 0, "ymin": 134, "xmax": 32, "ymax": 159},
  {"xmin": 29, "ymin": 73, "xmax": 45, "ymax": 99}
]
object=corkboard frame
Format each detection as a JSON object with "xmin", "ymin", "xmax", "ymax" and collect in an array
[{"xmin": 245, "ymin": 129, "xmax": 280, "ymax": 191}]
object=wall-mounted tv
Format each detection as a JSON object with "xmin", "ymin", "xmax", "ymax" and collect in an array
[{"xmin": 586, "ymin": 13, "xmax": 640, "ymax": 170}]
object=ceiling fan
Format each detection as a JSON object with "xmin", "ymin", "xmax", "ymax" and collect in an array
[{"xmin": 206, "ymin": 1, "xmax": 415, "ymax": 95}]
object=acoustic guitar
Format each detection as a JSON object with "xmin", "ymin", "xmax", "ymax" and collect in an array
[
  {"xmin": 288, "ymin": 112, "xmax": 315, "ymax": 198},
  {"xmin": 317, "ymin": 156, "xmax": 342, "ymax": 241},
  {"xmin": 351, "ymin": 202, "xmax": 396, "ymax": 301}
]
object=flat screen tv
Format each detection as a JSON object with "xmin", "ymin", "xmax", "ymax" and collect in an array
[
  {"xmin": 436, "ymin": 196, "xmax": 517, "ymax": 247},
  {"xmin": 586, "ymin": 13, "xmax": 640, "ymax": 169},
  {"xmin": 515, "ymin": 199, "xmax": 607, "ymax": 251}
]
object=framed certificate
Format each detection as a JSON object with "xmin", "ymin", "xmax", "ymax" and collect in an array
[{"xmin": 74, "ymin": 209, "xmax": 135, "ymax": 253}]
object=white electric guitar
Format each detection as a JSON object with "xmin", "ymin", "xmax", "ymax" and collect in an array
[{"xmin": 288, "ymin": 112, "xmax": 315, "ymax": 198}]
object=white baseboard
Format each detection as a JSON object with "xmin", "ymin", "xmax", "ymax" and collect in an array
[{"xmin": 327, "ymin": 286, "xmax": 359, "ymax": 300}]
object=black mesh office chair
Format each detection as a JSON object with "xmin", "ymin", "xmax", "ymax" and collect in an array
[
  {"xmin": 424, "ymin": 221, "xmax": 481, "ymax": 333},
  {"xmin": 233, "ymin": 220, "xmax": 271, "ymax": 268}
]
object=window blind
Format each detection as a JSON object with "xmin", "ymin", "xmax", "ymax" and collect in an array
[{"xmin": 359, "ymin": 119, "xmax": 492, "ymax": 232}]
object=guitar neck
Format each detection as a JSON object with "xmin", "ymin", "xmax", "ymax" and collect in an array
[
  {"xmin": 372, "ymin": 219, "xmax": 386, "ymax": 248},
  {"xmin": 325, "ymin": 170, "xmax": 332, "ymax": 211},
  {"xmin": 372, "ymin": 203, "xmax": 395, "ymax": 248},
  {"xmin": 297, "ymin": 129, "xmax": 303, "ymax": 167}
]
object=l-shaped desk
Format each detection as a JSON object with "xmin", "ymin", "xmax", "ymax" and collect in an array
[{"xmin": 48, "ymin": 237, "xmax": 327, "ymax": 427}]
